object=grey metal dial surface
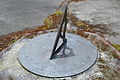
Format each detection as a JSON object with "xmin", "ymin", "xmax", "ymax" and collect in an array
[{"xmin": 19, "ymin": 32, "xmax": 98, "ymax": 77}]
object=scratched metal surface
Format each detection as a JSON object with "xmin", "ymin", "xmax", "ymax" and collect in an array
[{"xmin": 19, "ymin": 32, "xmax": 98, "ymax": 77}]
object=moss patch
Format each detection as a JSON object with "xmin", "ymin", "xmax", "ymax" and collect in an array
[
  {"xmin": 112, "ymin": 44, "xmax": 120, "ymax": 52},
  {"xmin": 54, "ymin": 10, "xmax": 63, "ymax": 16}
]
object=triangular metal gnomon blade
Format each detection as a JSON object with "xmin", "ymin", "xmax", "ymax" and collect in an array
[{"xmin": 50, "ymin": 5, "xmax": 68, "ymax": 60}]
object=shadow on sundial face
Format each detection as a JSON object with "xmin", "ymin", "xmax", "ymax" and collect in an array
[{"xmin": 52, "ymin": 46, "xmax": 75, "ymax": 59}]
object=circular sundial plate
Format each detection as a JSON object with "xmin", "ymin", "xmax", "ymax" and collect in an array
[{"xmin": 19, "ymin": 32, "xmax": 98, "ymax": 77}]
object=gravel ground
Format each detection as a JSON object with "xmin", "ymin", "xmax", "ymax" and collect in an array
[
  {"xmin": 0, "ymin": 0, "xmax": 64, "ymax": 35},
  {"xmin": 69, "ymin": 0, "xmax": 120, "ymax": 44}
]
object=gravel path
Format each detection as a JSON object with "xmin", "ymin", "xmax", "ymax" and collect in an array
[
  {"xmin": 69, "ymin": 0, "xmax": 120, "ymax": 44},
  {"xmin": 0, "ymin": 0, "xmax": 64, "ymax": 35}
]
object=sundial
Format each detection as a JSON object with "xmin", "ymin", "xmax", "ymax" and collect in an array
[{"xmin": 19, "ymin": 5, "xmax": 98, "ymax": 78}]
